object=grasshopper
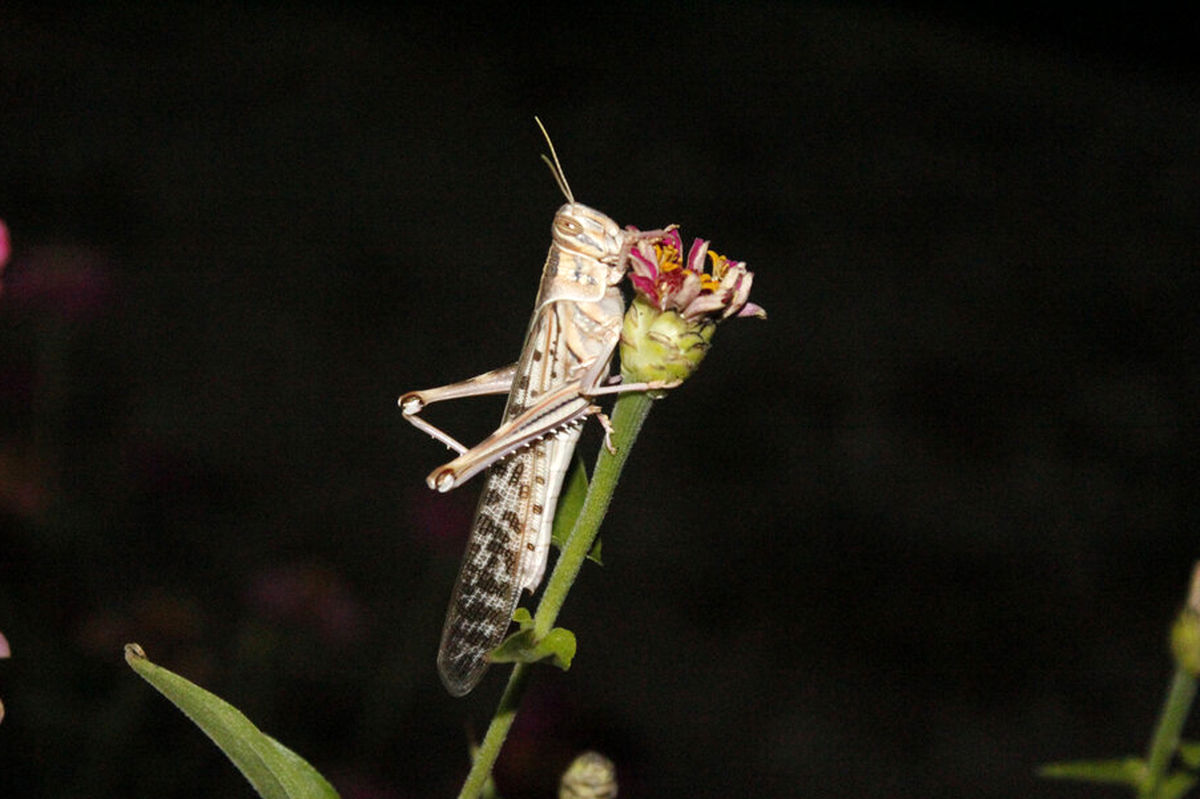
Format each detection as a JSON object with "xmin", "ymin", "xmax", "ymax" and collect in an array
[{"xmin": 399, "ymin": 121, "xmax": 676, "ymax": 696}]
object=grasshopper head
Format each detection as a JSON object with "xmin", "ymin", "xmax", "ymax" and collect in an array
[{"xmin": 551, "ymin": 202, "xmax": 627, "ymax": 284}]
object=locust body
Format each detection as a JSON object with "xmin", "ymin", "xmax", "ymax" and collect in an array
[{"xmin": 399, "ymin": 125, "xmax": 673, "ymax": 696}]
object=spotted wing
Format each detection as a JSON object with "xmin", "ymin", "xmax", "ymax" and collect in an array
[{"xmin": 436, "ymin": 294, "xmax": 583, "ymax": 696}]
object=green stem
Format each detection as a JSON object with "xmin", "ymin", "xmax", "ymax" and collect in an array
[
  {"xmin": 534, "ymin": 390, "xmax": 655, "ymax": 638},
  {"xmin": 456, "ymin": 662, "xmax": 532, "ymax": 799},
  {"xmin": 1140, "ymin": 665, "xmax": 1198, "ymax": 799},
  {"xmin": 456, "ymin": 390, "xmax": 658, "ymax": 799}
]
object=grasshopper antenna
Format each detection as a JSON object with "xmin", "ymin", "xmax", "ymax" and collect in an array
[{"xmin": 535, "ymin": 116, "xmax": 575, "ymax": 204}]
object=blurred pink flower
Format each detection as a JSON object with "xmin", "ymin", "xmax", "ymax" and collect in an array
[
  {"xmin": 0, "ymin": 219, "xmax": 10, "ymax": 294},
  {"xmin": 2, "ymin": 243, "xmax": 113, "ymax": 321},
  {"xmin": 76, "ymin": 591, "xmax": 209, "ymax": 678},
  {"xmin": 0, "ymin": 628, "xmax": 8, "ymax": 723},
  {"xmin": 246, "ymin": 563, "xmax": 365, "ymax": 645},
  {"xmin": 328, "ymin": 769, "xmax": 406, "ymax": 799},
  {"xmin": 0, "ymin": 450, "xmax": 51, "ymax": 519},
  {"xmin": 408, "ymin": 485, "xmax": 474, "ymax": 555}
]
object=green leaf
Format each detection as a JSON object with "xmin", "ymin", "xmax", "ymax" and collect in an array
[
  {"xmin": 489, "ymin": 626, "xmax": 576, "ymax": 671},
  {"xmin": 480, "ymin": 773, "xmax": 502, "ymax": 799},
  {"xmin": 551, "ymin": 458, "xmax": 602, "ymax": 565},
  {"xmin": 551, "ymin": 459, "xmax": 587, "ymax": 549},
  {"xmin": 125, "ymin": 643, "xmax": 338, "ymax": 799},
  {"xmin": 1160, "ymin": 772, "xmax": 1200, "ymax": 799},
  {"xmin": 1178, "ymin": 739, "xmax": 1200, "ymax": 769},
  {"xmin": 1038, "ymin": 757, "xmax": 1144, "ymax": 787}
]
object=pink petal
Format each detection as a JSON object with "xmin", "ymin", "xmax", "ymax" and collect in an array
[
  {"xmin": 672, "ymin": 271, "xmax": 704, "ymax": 309},
  {"xmin": 737, "ymin": 301, "xmax": 768, "ymax": 319},
  {"xmin": 721, "ymin": 270, "xmax": 753, "ymax": 317},
  {"xmin": 628, "ymin": 273, "xmax": 658, "ymax": 297},
  {"xmin": 717, "ymin": 266, "xmax": 743, "ymax": 294},
  {"xmin": 628, "ymin": 247, "xmax": 658, "ymax": 278},
  {"xmin": 683, "ymin": 294, "xmax": 729, "ymax": 319},
  {"xmin": 685, "ymin": 238, "xmax": 710, "ymax": 273}
]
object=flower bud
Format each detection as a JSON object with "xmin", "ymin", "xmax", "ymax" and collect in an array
[{"xmin": 620, "ymin": 295, "xmax": 715, "ymax": 385}]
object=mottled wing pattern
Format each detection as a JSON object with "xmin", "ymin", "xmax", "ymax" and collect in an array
[
  {"xmin": 436, "ymin": 448, "xmax": 541, "ymax": 695},
  {"xmin": 436, "ymin": 294, "xmax": 577, "ymax": 697}
]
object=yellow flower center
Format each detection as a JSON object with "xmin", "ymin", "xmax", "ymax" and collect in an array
[
  {"xmin": 700, "ymin": 250, "xmax": 732, "ymax": 291},
  {"xmin": 655, "ymin": 241, "xmax": 683, "ymax": 273}
]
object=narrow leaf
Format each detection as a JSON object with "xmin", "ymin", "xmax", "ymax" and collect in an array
[
  {"xmin": 1178, "ymin": 739, "xmax": 1200, "ymax": 769},
  {"xmin": 1160, "ymin": 772, "xmax": 1200, "ymax": 799},
  {"xmin": 489, "ymin": 630, "xmax": 537, "ymax": 664},
  {"xmin": 587, "ymin": 536, "xmax": 602, "ymax": 566},
  {"xmin": 125, "ymin": 643, "xmax": 338, "ymax": 799},
  {"xmin": 535, "ymin": 628, "xmax": 576, "ymax": 670},
  {"xmin": 489, "ymin": 626, "xmax": 576, "ymax": 671},
  {"xmin": 551, "ymin": 458, "xmax": 602, "ymax": 564},
  {"xmin": 551, "ymin": 459, "xmax": 588, "ymax": 550},
  {"xmin": 1038, "ymin": 757, "xmax": 1144, "ymax": 787}
]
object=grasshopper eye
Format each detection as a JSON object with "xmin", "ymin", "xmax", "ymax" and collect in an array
[{"xmin": 555, "ymin": 217, "xmax": 583, "ymax": 236}]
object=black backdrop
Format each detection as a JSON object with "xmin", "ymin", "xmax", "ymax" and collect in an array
[{"xmin": 1, "ymin": 4, "xmax": 1197, "ymax": 797}]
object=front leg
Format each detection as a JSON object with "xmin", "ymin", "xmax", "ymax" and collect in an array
[{"xmin": 560, "ymin": 303, "xmax": 682, "ymax": 399}]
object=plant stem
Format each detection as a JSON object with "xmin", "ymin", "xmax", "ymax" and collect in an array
[
  {"xmin": 456, "ymin": 390, "xmax": 658, "ymax": 799},
  {"xmin": 1140, "ymin": 665, "xmax": 1198, "ymax": 799},
  {"xmin": 534, "ymin": 390, "xmax": 655, "ymax": 638},
  {"xmin": 456, "ymin": 661, "xmax": 531, "ymax": 799}
]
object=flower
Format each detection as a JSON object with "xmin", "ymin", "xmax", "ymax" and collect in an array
[
  {"xmin": 0, "ymin": 628, "xmax": 9, "ymax": 725},
  {"xmin": 2, "ymin": 243, "xmax": 112, "ymax": 322},
  {"xmin": 246, "ymin": 563, "xmax": 365, "ymax": 645},
  {"xmin": 620, "ymin": 228, "xmax": 765, "ymax": 385},
  {"xmin": 0, "ymin": 218, "xmax": 10, "ymax": 297},
  {"xmin": 628, "ymin": 229, "xmax": 765, "ymax": 322}
]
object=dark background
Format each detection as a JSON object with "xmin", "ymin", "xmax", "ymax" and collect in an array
[{"xmin": 2, "ymin": 3, "xmax": 1197, "ymax": 797}]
